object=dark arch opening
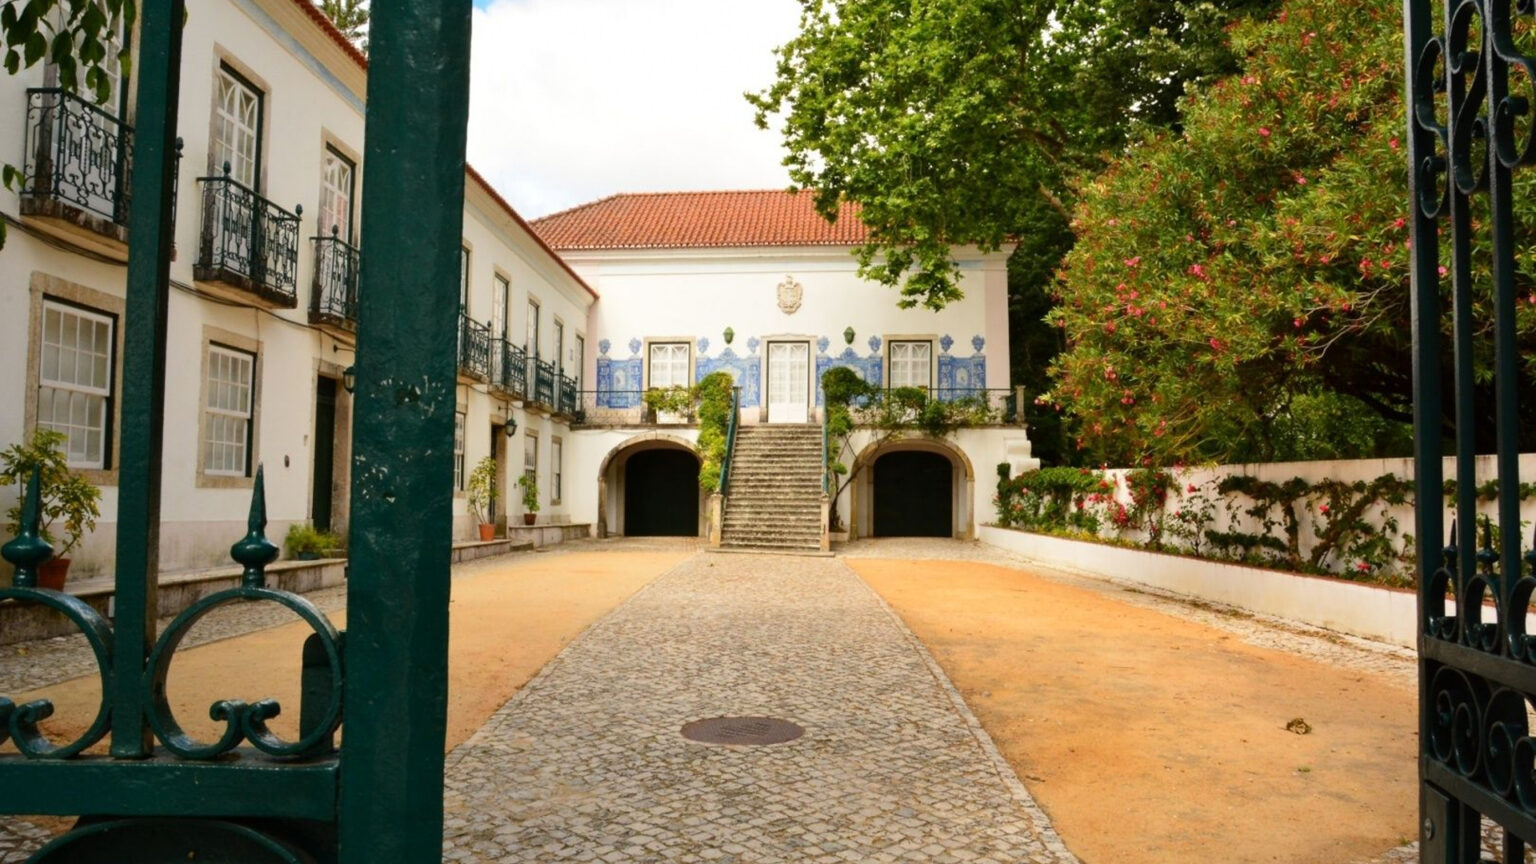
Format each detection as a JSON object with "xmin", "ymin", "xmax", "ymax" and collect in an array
[
  {"xmin": 623, "ymin": 448, "xmax": 701, "ymax": 537},
  {"xmin": 873, "ymin": 450, "xmax": 953, "ymax": 537}
]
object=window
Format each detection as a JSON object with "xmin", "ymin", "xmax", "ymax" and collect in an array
[
  {"xmin": 319, "ymin": 147, "xmax": 355, "ymax": 241},
  {"xmin": 453, "ymin": 411, "xmax": 466, "ymax": 491},
  {"xmin": 554, "ymin": 321, "xmax": 565, "ymax": 374},
  {"xmin": 492, "ymin": 276, "xmax": 510, "ymax": 341},
  {"xmin": 551, "ymin": 438, "xmax": 563, "ymax": 504},
  {"xmin": 648, "ymin": 342, "xmax": 690, "ymax": 389},
  {"xmin": 574, "ymin": 335, "xmax": 585, "ymax": 391},
  {"xmin": 525, "ymin": 297, "xmax": 540, "ymax": 358},
  {"xmin": 523, "ymin": 430, "xmax": 538, "ymax": 483},
  {"xmin": 889, "ymin": 341, "xmax": 933, "ymax": 390},
  {"xmin": 204, "ymin": 345, "xmax": 255, "ymax": 476},
  {"xmin": 38, "ymin": 300, "xmax": 114, "ymax": 469},
  {"xmin": 212, "ymin": 65, "xmax": 262, "ymax": 187},
  {"xmin": 459, "ymin": 247, "xmax": 471, "ymax": 313}
]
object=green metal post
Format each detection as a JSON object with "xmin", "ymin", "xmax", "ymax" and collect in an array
[
  {"xmin": 337, "ymin": 0, "xmax": 473, "ymax": 860},
  {"xmin": 111, "ymin": 0, "xmax": 186, "ymax": 758}
]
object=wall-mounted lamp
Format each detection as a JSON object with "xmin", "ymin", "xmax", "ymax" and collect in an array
[
  {"xmin": 505, "ymin": 415, "xmax": 518, "ymax": 437},
  {"xmin": 342, "ymin": 366, "xmax": 356, "ymax": 393}
]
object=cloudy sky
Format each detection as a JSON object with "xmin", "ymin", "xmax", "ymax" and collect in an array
[{"xmin": 466, "ymin": 0, "xmax": 803, "ymax": 219}]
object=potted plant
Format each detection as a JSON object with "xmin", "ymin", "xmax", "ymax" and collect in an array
[
  {"xmin": 0, "ymin": 429, "xmax": 102, "ymax": 589},
  {"xmin": 516, "ymin": 472, "xmax": 539, "ymax": 526},
  {"xmin": 284, "ymin": 523, "xmax": 343, "ymax": 561},
  {"xmin": 467, "ymin": 456, "xmax": 500, "ymax": 541}
]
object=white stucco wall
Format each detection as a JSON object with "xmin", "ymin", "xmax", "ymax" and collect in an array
[{"xmin": 0, "ymin": 0, "xmax": 593, "ymax": 577}]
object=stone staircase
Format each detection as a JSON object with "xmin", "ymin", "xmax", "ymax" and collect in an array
[{"xmin": 720, "ymin": 424, "xmax": 826, "ymax": 553}]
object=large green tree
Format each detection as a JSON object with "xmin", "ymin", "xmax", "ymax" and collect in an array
[
  {"xmin": 1049, "ymin": 0, "xmax": 1536, "ymax": 464},
  {"xmin": 749, "ymin": 0, "xmax": 1277, "ymax": 463},
  {"xmin": 318, "ymin": 0, "xmax": 368, "ymax": 54}
]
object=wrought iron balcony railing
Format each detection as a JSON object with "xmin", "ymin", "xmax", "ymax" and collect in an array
[
  {"xmin": 457, "ymin": 314, "xmax": 491, "ymax": 380},
  {"xmin": 19, "ymin": 88, "xmax": 133, "ymax": 231},
  {"xmin": 557, "ymin": 374, "xmax": 578, "ymax": 417},
  {"xmin": 491, "ymin": 339, "xmax": 528, "ymax": 398},
  {"xmin": 195, "ymin": 168, "xmax": 302, "ymax": 307},
  {"xmin": 309, "ymin": 229, "xmax": 360, "ymax": 336},
  {"xmin": 532, "ymin": 358, "xmax": 557, "ymax": 407}
]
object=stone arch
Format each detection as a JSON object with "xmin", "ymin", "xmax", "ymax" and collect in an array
[
  {"xmin": 596, "ymin": 433, "xmax": 705, "ymax": 538},
  {"xmin": 848, "ymin": 434, "xmax": 976, "ymax": 540}
]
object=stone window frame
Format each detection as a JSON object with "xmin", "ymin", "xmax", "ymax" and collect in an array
[
  {"xmin": 642, "ymin": 338, "xmax": 694, "ymax": 391},
  {"xmin": 453, "ymin": 405, "xmax": 467, "ymax": 495},
  {"xmin": 208, "ymin": 54, "xmax": 268, "ymax": 190},
  {"xmin": 195, "ymin": 325, "xmax": 263, "ymax": 490},
  {"xmin": 550, "ymin": 435, "xmax": 563, "ymax": 506},
  {"xmin": 24, "ymin": 272, "xmax": 126, "ymax": 487}
]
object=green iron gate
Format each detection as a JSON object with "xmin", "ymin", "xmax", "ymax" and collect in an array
[
  {"xmin": 0, "ymin": 0, "xmax": 472, "ymax": 860},
  {"xmin": 1407, "ymin": 1, "xmax": 1536, "ymax": 860}
]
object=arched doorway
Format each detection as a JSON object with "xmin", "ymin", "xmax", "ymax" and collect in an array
[
  {"xmin": 849, "ymin": 436, "xmax": 976, "ymax": 539},
  {"xmin": 623, "ymin": 448, "xmax": 701, "ymax": 536},
  {"xmin": 596, "ymin": 433, "xmax": 706, "ymax": 538},
  {"xmin": 872, "ymin": 450, "xmax": 953, "ymax": 537}
]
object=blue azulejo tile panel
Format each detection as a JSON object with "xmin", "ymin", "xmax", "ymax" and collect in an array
[
  {"xmin": 815, "ymin": 348, "xmax": 883, "ymax": 406},
  {"xmin": 697, "ymin": 348, "xmax": 761, "ymax": 408},
  {"xmin": 937, "ymin": 354, "xmax": 986, "ymax": 396},
  {"xmin": 595, "ymin": 356, "xmax": 644, "ymax": 408}
]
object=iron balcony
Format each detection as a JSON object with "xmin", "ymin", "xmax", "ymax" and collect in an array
[
  {"xmin": 194, "ymin": 167, "xmax": 303, "ymax": 308},
  {"xmin": 17, "ymin": 88, "xmax": 134, "ymax": 257},
  {"xmin": 457, "ymin": 313, "xmax": 491, "ymax": 383},
  {"xmin": 490, "ymin": 338, "xmax": 528, "ymax": 399},
  {"xmin": 309, "ymin": 229, "xmax": 360, "ymax": 339}
]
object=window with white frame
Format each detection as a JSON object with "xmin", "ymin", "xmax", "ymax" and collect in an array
[
  {"xmin": 551, "ymin": 438, "xmax": 563, "ymax": 504},
  {"xmin": 453, "ymin": 411, "xmax": 466, "ymax": 491},
  {"xmin": 889, "ymin": 341, "xmax": 933, "ymax": 390},
  {"xmin": 523, "ymin": 430, "xmax": 538, "ymax": 482},
  {"xmin": 204, "ymin": 345, "xmax": 255, "ymax": 476},
  {"xmin": 459, "ymin": 246, "xmax": 471, "ymax": 313},
  {"xmin": 38, "ymin": 300, "xmax": 114, "ymax": 469},
  {"xmin": 648, "ymin": 342, "xmax": 690, "ymax": 390},
  {"xmin": 212, "ymin": 65, "xmax": 262, "ymax": 187},
  {"xmin": 574, "ymin": 335, "xmax": 585, "ymax": 391},
  {"xmin": 554, "ymin": 321, "xmax": 565, "ymax": 373},
  {"xmin": 319, "ymin": 147, "xmax": 355, "ymax": 241},
  {"xmin": 525, "ymin": 297, "xmax": 540, "ymax": 358},
  {"xmin": 492, "ymin": 276, "xmax": 509, "ymax": 341}
]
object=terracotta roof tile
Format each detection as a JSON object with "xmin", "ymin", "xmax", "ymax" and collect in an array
[{"xmin": 530, "ymin": 190, "xmax": 869, "ymax": 251}]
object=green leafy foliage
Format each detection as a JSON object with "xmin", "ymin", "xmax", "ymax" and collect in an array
[
  {"xmin": 1049, "ymin": 0, "xmax": 1536, "ymax": 464},
  {"xmin": 317, "ymin": 0, "xmax": 368, "ymax": 53},
  {"xmin": 283, "ymin": 523, "xmax": 344, "ymax": 558},
  {"xmin": 0, "ymin": 429, "xmax": 102, "ymax": 558},
  {"xmin": 516, "ymin": 472, "xmax": 539, "ymax": 514},
  {"xmin": 695, "ymin": 372, "xmax": 735, "ymax": 493},
  {"xmin": 467, "ymin": 455, "xmax": 499, "ymax": 525}
]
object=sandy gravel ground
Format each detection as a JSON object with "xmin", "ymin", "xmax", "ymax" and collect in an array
[{"xmin": 851, "ymin": 555, "xmax": 1417, "ymax": 864}]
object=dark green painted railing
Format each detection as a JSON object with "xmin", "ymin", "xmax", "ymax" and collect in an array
[
  {"xmin": 557, "ymin": 373, "xmax": 578, "ymax": 416},
  {"xmin": 0, "ymin": 0, "xmax": 473, "ymax": 859},
  {"xmin": 458, "ymin": 313, "xmax": 491, "ymax": 379},
  {"xmin": 720, "ymin": 386, "xmax": 741, "ymax": 496},
  {"xmin": 194, "ymin": 168, "xmax": 302, "ymax": 306},
  {"xmin": 493, "ymin": 338, "xmax": 528, "ymax": 398},
  {"xmin": 310, "ymin": 229, "xmax": 360, "ymax": 332},
  {"xmin": 533, "ymin": 357, "xmax": 556, "ymax": 406},
  {"xmin": 20, "ymin": 88, "xmax": 133, "ymax": 225},
  {"xmin": 1405, "ymin": 3, "xmax": 1536, "ymax": 862}
]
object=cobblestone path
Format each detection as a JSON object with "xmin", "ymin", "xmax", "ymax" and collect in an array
[{"xmin": 441, "ymin": 551, "xmax": 1075, "ymax": 864}]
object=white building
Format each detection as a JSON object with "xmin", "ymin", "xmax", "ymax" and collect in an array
[
  {"xmin": 1, "ymin": 2, "xmax": 1035, "ymax": 584},
  {"xmin": 0, "ymin": 0, "xmax": 593, "ymax": 581},
  {"xmin": 531, "ymin": 191, "xmax": 1035, "ymax": 544}
]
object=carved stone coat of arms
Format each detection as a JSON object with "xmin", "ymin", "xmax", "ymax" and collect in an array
[{"xmin": 776, "ymin": 276, "xmax": 803, "ymax": 314}]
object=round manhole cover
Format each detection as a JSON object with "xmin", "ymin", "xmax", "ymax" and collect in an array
[{"xmin": 681, "ymin": 716, "xmax": 804, "ymax": 746}]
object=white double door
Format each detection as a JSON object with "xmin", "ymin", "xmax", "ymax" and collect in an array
[{"xmin": 766, "ymin": 341, "xmax": 810, "ymax": 424}]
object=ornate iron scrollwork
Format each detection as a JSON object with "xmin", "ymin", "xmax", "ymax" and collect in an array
[{"xmin": 1409, "ymin": 1, "xmax": 1536, "ymax": 859}]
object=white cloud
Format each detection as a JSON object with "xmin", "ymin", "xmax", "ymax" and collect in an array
[{"xmin": 466, "ymin": 0, "xmax": 801, "ymax": 219}]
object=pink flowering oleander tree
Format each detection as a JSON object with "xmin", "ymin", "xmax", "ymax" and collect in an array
[{"xmin": 1048, "ymin": 0, "xmax": 1536, "ymax": 465}]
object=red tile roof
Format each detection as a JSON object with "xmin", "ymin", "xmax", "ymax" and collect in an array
[{"xmin": 530, "ymin": 190, "xmax": 870, "ymax": 251}]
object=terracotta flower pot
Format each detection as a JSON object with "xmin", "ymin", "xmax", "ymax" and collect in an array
[
  {"xmin": 522, "ymin": 514, "xmax": 536, "ymax": 526},
  {"xmin": 478, "ymin": 523, "xmax": 496, "ymax": 541},
  {"xmin": 38, "ymin": 558, "xmax": 71, "ymax": 591}
]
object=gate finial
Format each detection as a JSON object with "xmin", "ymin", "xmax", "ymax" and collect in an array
[
  {"xmin": 1, "ymin": 467, "xmax": 53, "ymax": 589},
  {"xmin": 230, "ymin": 465, "xmax": 279, "ymax": 589}
]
